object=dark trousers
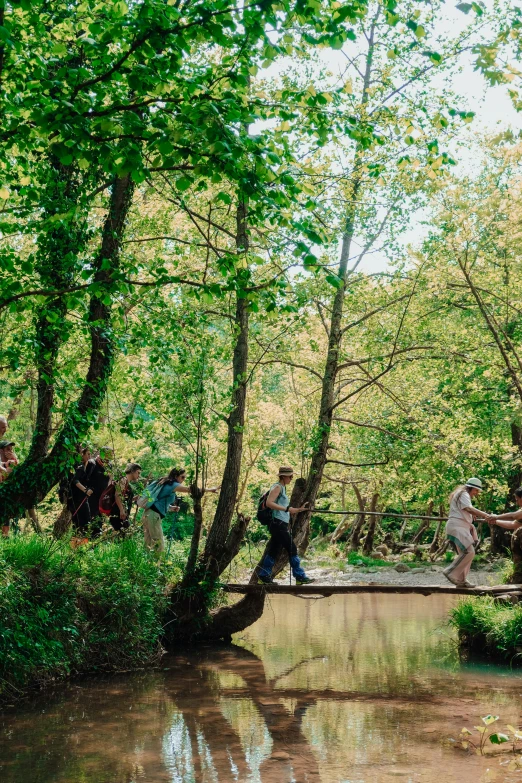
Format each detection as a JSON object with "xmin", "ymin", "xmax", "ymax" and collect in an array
[
  {"xmin": 259, "ymin": 520, "xmax": 306, "ymax": 580},
  {"xmin": 70, "ymin": 494, "xmax": 91, "ymax": 535},
  {"xmin": 266, "ymin": 519, "xmax": 298, "ymax": 559},
  {"xmin": 109, "ymin": 514, "xmax": 130, "ymax": 533}
]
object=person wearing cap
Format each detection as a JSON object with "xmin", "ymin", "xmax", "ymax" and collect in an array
[
  {"xmin": 257, "ymin": 466, "xmax": 314, "ymax": 585},
  {"xmin": 487, "ymin": 487, "xmax": 522, "ymax": 532},
  {"xmin": 443, "ymin": 478, "xmax": 490, "ymax": 587}
]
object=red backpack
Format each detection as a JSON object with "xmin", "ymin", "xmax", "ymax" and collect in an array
[{"xmin": 99, "ymin": 482, "xmax": 116, "ymax": 516}]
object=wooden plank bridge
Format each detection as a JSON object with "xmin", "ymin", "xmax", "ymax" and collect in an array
[{"xmin": 224, "ymin": 583, "xmax": 522, "ymax": 598}]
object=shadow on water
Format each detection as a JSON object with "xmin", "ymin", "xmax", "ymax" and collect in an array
[{"xmin": 2, "ymin": 594, "xmax": 522, "ymax": 783}]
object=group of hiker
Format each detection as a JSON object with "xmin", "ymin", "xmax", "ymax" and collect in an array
[
  {"xmin": 64, "ymin": 449, "xmax": 222, "ymax": 554},
  {"xmin": 2, "ymin": 412, "xmax": 521, "ymax": 586},
  {"xmin": 64, "ymin": 446, "xmax": 142, "ymax": 545},
  {"xmin": 64, "ymin": 450, "xmax": 206, "ymax": 553}
]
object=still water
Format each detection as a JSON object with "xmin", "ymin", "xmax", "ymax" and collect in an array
[{"xmin": 1, "ymin": 594, "xmax": 522, "ymax": 783}]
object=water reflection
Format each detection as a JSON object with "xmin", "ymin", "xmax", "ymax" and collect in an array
[{"xmin": 1, "ymin": 594, "xmax": 522, "ymax": 783}]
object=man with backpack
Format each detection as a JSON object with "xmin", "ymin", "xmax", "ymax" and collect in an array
[
  {"xmin": 257, "ymin": 466, "xmax": 315, "ymax": 585},
  {"xmin": 107, "ymin": 463, "xmax": 142, "ymax": 534}
]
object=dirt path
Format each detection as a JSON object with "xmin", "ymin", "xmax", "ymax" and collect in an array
[{"xmin": 289, "ymin": 564, "xmax": 500, "ymax": 588}]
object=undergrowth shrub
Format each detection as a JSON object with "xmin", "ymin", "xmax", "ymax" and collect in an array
[
  {"xmin": 450, "ymin": 597, "xmax": 522, "ymax": 661},
  {"xmin": 0, "ymin": 535, "xmax": 179, "ymax": 703}
]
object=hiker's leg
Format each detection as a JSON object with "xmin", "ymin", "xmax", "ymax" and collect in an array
[
  {"xmin": 445, "ymin": 542, "xmax": 475, "ymax": 584},
  {"xmin": 273, "ymin": 522, "xmax": 307, "ymax": 580},
  {"xmin": 259, "ymin": 524, "xmax": 282, "ymax": 579},
  {"xmin": 142, "ymin": 509, "xmax": 165, "ymax": 555}
]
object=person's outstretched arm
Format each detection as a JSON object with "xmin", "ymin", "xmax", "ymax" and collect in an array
[
  {"xmin": 489, "ymin": 509, "xmax": 522, "ymax": 530},
  {"xmin": 461, "ymin": 503, "xmax": 491, "ymax": 521}
]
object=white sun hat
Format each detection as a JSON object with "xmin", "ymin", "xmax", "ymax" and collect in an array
[{"xmin": 465, "ymin": 477, "xmax": 483, "ymax": 491}]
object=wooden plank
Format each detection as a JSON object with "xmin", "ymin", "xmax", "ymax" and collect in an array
[{"xmin": 223, "ymin": 583, "xmax": 522, "ymax": 597}]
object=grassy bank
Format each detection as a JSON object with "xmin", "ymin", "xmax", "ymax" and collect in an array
[
  {"xmin": 0, "ymin": 535, "xmax": 186, "ymax": 704},
  {"xmin": 450, "ymin": 597, "xmax": 522, "ymax": 662}
]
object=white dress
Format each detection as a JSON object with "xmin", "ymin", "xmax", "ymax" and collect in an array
[{"xmin": 445, "ymin": 489, "xmax": 478, "ymax": 550}]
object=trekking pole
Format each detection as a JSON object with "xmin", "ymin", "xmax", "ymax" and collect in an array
[{"xmin": 289, "ymin": 522, "xmax": 292, "ymax": 586}]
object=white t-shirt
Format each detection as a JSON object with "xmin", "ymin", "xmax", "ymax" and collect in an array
[{"xmin": 448, "ymin": 489, "xmax": 473, "ymax": 526}]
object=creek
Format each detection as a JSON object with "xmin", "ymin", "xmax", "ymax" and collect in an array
[{"xmin": 1, "ymin": 594, "xmax": 522, "ymax": 783}]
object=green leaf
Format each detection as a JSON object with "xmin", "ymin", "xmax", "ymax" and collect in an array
[
  {"xmin": 175, "ymin": 176, "xmax": 193, "ymax": 192},
  {"xmin": 482, "ymin": 715, "xmax": 499, "ymax": 726},
  {"xmin": 489, "ymin": 733, "xmax": 509, "ymax": 744},
  {"xmin": 52, "ymin": 43, "xmax": 68, "ymax": 57},
  {"xmin": 325, "ymin": 274, "xmax": 342, "ymax": 289},
  {"xmin": 113, "ymin": 1, "xmax": 128, "ymax": 16},
  {"xmin": 131, "ymin": 170, "xmax": 146, "ymax": 184},
  {"xmin": 456, "ymin": 2, "xmax": 472, "ymax": 12}
]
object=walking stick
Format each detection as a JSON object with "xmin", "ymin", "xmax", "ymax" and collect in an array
[
  {"xmin": 71, "ymin": 494, "xmax": 89, "ymax": 519},
  {"xmin": 289, "ymin": 521, "xmax": 292, "ymax": 586}
]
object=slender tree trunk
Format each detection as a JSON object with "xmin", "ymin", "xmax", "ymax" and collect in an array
[
  {"xmin": 200, "ymin": 15, "xmax": 380, "ymax": 639},
  {"xmin": 429, "ymin": 504, "xmax": 445, "ymax": 554},
  {"xmin": 412, "ymin": 501, "xmax": 433, "ymax": 544},
  {"xmin": 361, "ymin": 494, "xmax": 380, "ymax": 555},
  {"xmin": 185, "ymin": 486, "xmax": 204, "ymax": 577},
  {"xmin": 54, "ymin": 503, "xmax": 72, "ymax": 539},
  {"xmin": 398, "ymin": 503, "xmax": 409, "ymax": 542},
  {"xmin": 510, "ymin": 527, "xmax": 522, "ymax": 584},
  {"xmin": 0, "ymin": 175, "xmax": 134, "ymax": 525},
  {"xmin": 349, "ymin": 485, "xmax": 368, "ymax": 552}
]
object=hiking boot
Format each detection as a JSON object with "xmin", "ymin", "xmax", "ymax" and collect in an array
[
  {"xmin": 295, "ymin": 576, "xmax": 315, "ymax": 585},
  {"xmin": 457, "ymin": 580, "xmax": 474, "ymax": 588},
  {"xmin": 258, "ymin": 576, "xmax": 274, "ymax": 585}
]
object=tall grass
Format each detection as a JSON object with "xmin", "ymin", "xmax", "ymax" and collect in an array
[
  {"xmin": 0, "ymin": 535, "xmax": 184, "ymax": 703},
  {"xmin": 450, "ymin": 597, "xmax": 522, "ymax": 661}
]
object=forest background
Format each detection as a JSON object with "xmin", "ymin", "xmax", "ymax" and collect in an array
[{"xmin": 1, "ymin": 0, "xmax": 522, "ymax": 635}]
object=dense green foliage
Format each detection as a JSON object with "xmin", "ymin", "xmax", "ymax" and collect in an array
[
  {"xmin": 451, "ymin": 597, "xmax": 522, "ymax": 661},
  {"xmin": 1, "ymin": 0, "xmax": 522, "ymax": 668},
  {"xmin": 0, "ymin": 535, "xmax": 184, "ymax": 702}
]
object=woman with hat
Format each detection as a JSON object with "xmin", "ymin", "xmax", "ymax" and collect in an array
[
  {"xmin": 443, "ymin": 478, "xmax": 490, "ymax": 587},
  {"xmin": 257, "ymin": 466, "xmax": 314, "ymax": 585}
]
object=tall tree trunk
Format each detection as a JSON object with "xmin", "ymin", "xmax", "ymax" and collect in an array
[
  {"xmin": 201, "ymin": 195, "xmax": 250, "ymax": 580},
  {"xmin": 28, "ymin": 160, "xmax": 88, "ymax": 461},
  {"xmin": 261, "ymin": 15, "xmax": 378, "ymax": 573},
  {"xmin": 194, "ymin": 14, "xmax": 380, "ymax": 639},
  {"xmin": 165, "ymin": 195, "xmax": 255, "ymax": 643},
  {"xmin": 0, "ymin": 175, "xmax": 135, "ymax": 525}
]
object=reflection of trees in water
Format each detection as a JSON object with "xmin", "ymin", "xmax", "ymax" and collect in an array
[
  {"xmin": 167, "ymin": 645, "xmax": 321, "ymax": 782},
  {"xmin": 1, "ymin": 642, "xmax": 485, "ymax": 783},
  {"xmin": 243, "ymin": 595, "xmax": 456, "ymax": 699}
]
